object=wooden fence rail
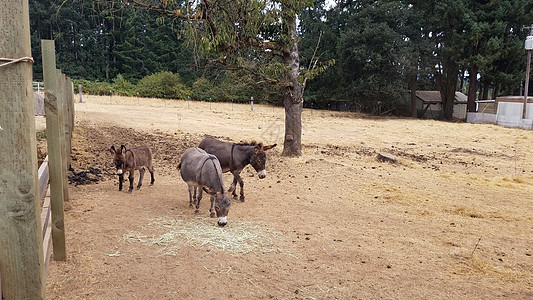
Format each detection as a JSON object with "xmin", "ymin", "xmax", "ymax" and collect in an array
[{"xmin": 38, "ymin": 156, "xmax": 54, "ymax": 276}]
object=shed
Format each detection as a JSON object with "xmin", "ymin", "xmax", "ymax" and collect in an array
[
  {"xmin": 494, "ymin": 96, "xmax": 533, "ymax": 129},
  {"xmin": 34, "ymin": 92, "xmax": 45, "ymax": 116},
  {"xmin": 415, "ymin": 91, "xmax": 467, "ymax": 119}
]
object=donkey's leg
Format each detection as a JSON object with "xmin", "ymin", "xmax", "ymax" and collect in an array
[
  {"xmin": 235, "ymin": 173, "xmax": 245, "ymax": 202},
  {"xmin": 188, "ymin": 186, "xmax": 194, "ymax": 208},
  {"xmin": 128, "ymin": 171, "xmax": 134, "ymax": 193},
  {"xmin": 137, "ymin": 167, "xmax": 145, "ymax": 190},
  {"xmin": 228, "ymin": 176, "xmax": 237, "ymax": 194},
  {"xmin": 209, "ymin": 196, "xmax": 216, "ymax": 218},
  {"xmin": 229, "ymin": 171, "xmax": 245, "ymax": 201},
  {"xmin": 149, "ymin": 165, "xmax": 155, "ymax": 186},
  {"xmin": 195, "ymin": 189, "xmax": 203, "ymax": 215},
  {"xmin": 118, "ymin": 174, "xmax": 124, "ymax": 191},
  {"xmin": 229, "ymin": 171, "xmax": 240, "ymax": 199}
]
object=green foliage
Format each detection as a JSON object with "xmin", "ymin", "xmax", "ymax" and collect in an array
[
  {"xmin": 73, "ymin": 80, "xmax": 113, "ymax": 96},
  {"xmin": 29, "ymin": 0, "xmax": 199, "ymax": 83},
  {"xmin": 112, "ymin": 75, "xmax": 136, "ymax": 96},
  {"xmin": 30, "ymin": 0, "xmax": 533, "ymax": 117},
  {"xmin": 136, "ymin": 71, "xmax": 190, "ymax": 99},
  {"xmin": 190, "ymin": 77, "xmax": 215, "ymax": 101}
]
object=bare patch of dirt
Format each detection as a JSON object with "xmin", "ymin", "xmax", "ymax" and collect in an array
[{"xmin": 44, "ymin": 96, "xmax": 533, "ymax": 299}]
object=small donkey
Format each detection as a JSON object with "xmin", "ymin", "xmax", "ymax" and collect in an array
[{"xmin": 110, "ymin": 145, "xmax": 155, "ymax": 193}]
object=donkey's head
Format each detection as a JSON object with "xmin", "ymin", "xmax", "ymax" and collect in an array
[
  {"xmin": 214, "ymin": 193, "xmax": 231, "ymax": 227},
  {"xmin": 109, "ymin": 145, "xmax": 127, "ymax": 175},
  {"xmin": 250, "ymin": 143, "xmax": 277, "ymax": 179}
]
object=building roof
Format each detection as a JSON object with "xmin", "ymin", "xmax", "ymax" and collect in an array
[{"xmin": 415, "ymin": 91, "xmax": 467, "ymax": 104}]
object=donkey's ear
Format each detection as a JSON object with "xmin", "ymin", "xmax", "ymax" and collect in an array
[
  {"xmin": 263, "ymin": 144, "xmax": 277, "ymax": 151},
  {"xmin": 120, "ymin": 145, "xmax": 126, "ymax": 152},
  {"xmin": 110, "ymin": 146, "xmax": 116, "ymax": 154}
]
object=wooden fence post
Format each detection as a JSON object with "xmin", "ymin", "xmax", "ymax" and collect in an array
[
  {"xmin": 79, "ymin": 84, "xmax": 83, "ymax": 103},
  {"xmin": 63, "ymin": 75, "xmax": 74, "ymax": 168},
  {"xmin": 0, "ymin": 1, "xmax": 46, "ymax": 298},
  {"xmin": 41, "ymin": 39, "xmax": 67, "ymax": 261},
  {"xmin": 57, "ymin": 71, "xmax": 71, "ymax": 199}
]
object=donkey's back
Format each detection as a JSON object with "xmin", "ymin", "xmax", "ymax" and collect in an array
[
  {"xmin": 110, "ymin": 144, "xmax": 155, "ymax": 193},
  {"xmin": 129, "ymin": 146, "xmax": 153, "ymax": 170},
  {"xmin": 198, "ymin": 137, "xmax": 232, "ymax": 172},
  {"xmin": 179, "ymin": 147, "xmax": 223, "ymax": 191}
]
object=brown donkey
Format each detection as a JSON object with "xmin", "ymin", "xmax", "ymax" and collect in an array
[
  {"xmin": 198, "ymin": 137, "xmax": 276, "ymax": 202},
  {"xmin": 110, "ymin": 145, "xmax": 155, "ymax": 193}
]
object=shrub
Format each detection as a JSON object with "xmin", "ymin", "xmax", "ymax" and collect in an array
[
  {"xmin": 73, "ymin": 79, "xmax": 113, "ymax": 96},
  {"xmin": 190, "ymin": 77, "xmax": 216, "ymax": 101},
  {"xmin": 136, "ymin": 71, "xmax": 190, "ymax": 99},
  {"xmin": 112, "ymin": 74, "xmax": 136, "ymax": 96}
]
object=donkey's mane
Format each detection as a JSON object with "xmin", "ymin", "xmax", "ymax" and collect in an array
[{"xmin": 236, "ymin": 141, "xmax": 263, "ymax": 147}]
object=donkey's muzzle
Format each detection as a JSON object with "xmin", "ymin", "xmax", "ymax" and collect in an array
[
  {"xmin": 258, "ymin": 170, "xmax": 267, "ymax": 179},
  {"xmin": 217, "ymin": 216, "xmax": 227, "ymax": 227}
]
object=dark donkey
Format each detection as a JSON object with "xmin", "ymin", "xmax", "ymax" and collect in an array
[
  {"xmin": 110, "ymin": 145, "xmax": 155, "ymax": 193},
  {"xmin": 178, "ymin": 147, "xmax": 231, "ymax": 226},
  {"xmin": 198, "ymin": 137, "xmax": 276, "ymax": 202}
]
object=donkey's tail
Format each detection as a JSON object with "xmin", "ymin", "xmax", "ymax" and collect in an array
[{"xmin": 177, "ymin": 161, "xmax": 182, "ymax": 170}]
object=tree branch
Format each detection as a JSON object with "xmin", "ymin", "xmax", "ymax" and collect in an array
[
  {"xmin": 122, "ymin": 0, "xmax": 188, "ymax": 20},
  {"xmin": 226, "ymin": 65, "xmax": 291, "ymax": 87},
  {"xmin": 303, "ymin": 30, "xmax": 322, "ymax": 89}
]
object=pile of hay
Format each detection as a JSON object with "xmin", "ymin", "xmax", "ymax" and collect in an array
[{"xmin": 121, "ymin": 216, "xmax": 293, "ymax": 256}]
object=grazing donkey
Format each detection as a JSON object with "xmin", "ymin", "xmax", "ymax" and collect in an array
[
  {"xmin": 198, "ymin": 137, "xmax": 276, "ymax": 202},
  {"xmin": 178, "ymin": 147, "xmax": 231, "ymax": 227},
  {"xmin": 110, "ymin": 145, "xmax": 154, "ymax": 193}
]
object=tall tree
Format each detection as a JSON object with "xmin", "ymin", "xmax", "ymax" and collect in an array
[
  {"xmin": 324, "ymin": 1, "xmax": 422, "ymax": 114},
  {"xmin": 298, "ymin": 0, "xmax": 339, "ymax": 109},
  {"xmin": 463, "ymin": 0, "xmax": 518, "ymax": 111},
  {"xmin": 29, "ymin": 0, "xmax": 196, "ymax": 83},
  {"xmin": 119, "ymin": 0, "xmax": 314, "ymax": 156},
  {"xmin": 412, "ymin": 0, "xmax": 532, "ymax": 118},
  {"xmin": 428, "ymin": 0, "xmax": 468, "ymax": 120}
]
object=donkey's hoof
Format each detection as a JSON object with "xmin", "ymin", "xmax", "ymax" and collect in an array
[
  {"xmin": 240, "ymin": 196, "xmax": 245, "ymax": 202},
  {"xmin": 210, "ymin": 212, "xmax": 216, "ymax": 218},
  {"xmin": 195, "ymin": 209, "xmax": 200, "ymax": 215}
]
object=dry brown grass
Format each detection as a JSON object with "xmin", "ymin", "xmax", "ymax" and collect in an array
[
  {"xmin": 456, "ymin": 255, "xmax": 533, "ymax": 285},
  {"xmin": 121, "ymin": 216, "xmax": 294, "ymax": 257},
  {"xmin": 44, "ymin": 95, "xmax": 533, "ymax": 299}
]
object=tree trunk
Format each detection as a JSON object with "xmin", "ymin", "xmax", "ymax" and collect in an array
[
  {"xmin": 281, "ymin": 12, "xmax": 303, "ymax": 157},
  {"xmin": 467, "ymin": 65, "xmax": 478, "ymax": 112},
  {"xmin": 480, "ymin": 76, "xmax": 489, "ymax": 100},
  {"xmin": 282, "ymin": 94, "xmax": 303, "ymax": 156},
  {"xmin": 409, "ymin": 70, "xmax": 418, "ymax": 118},
  {"xmin": 443, "ymin": 82, "xmax": 456, "ymax": 120},
  {"xmin": 493, "ymin": 81, "xmax": 501, "ymax": 99},
  {"xmin": 437, "ymin": 70, "xmax": 458, "ymax": 120},
  {"xmin": 459, "ymin": 69, "xmax": 465, "ymax": 93}
]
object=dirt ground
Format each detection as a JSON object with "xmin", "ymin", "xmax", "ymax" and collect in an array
[{"xmin": 41, "ymin": 95, "xmax": 533, "ymax": 299}]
